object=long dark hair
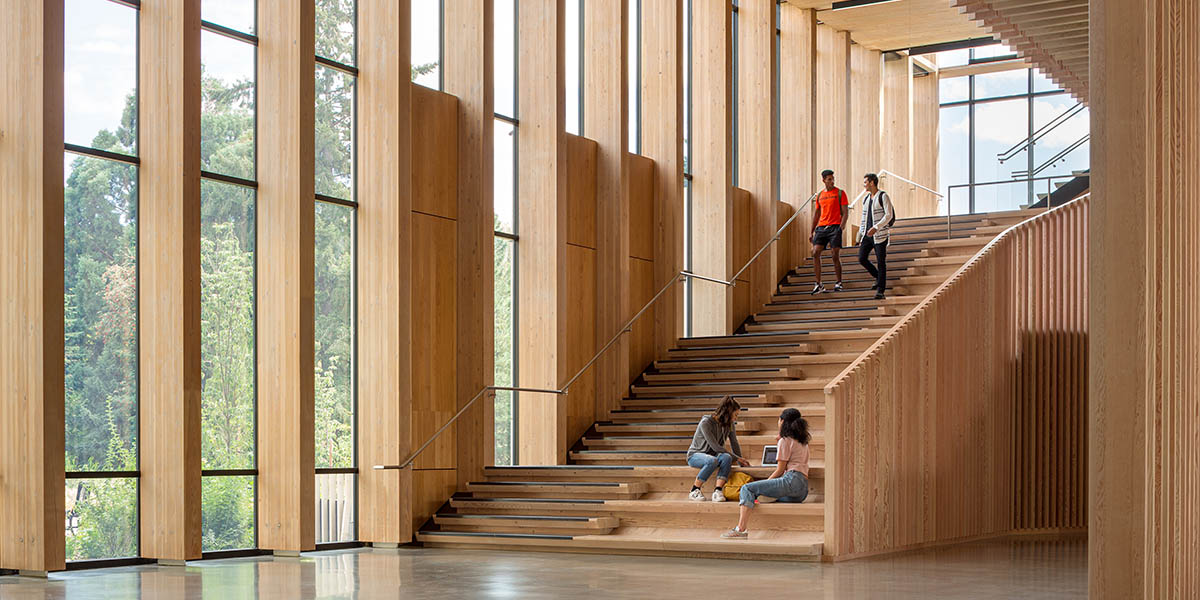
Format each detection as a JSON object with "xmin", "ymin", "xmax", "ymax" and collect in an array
[
  {"xmin": 778, "ymin": 408, "xmax": 811, "ymax": 444},
  {"xmin": 712, "ymin": 396, "xmax": 742, "ymax": 429}
]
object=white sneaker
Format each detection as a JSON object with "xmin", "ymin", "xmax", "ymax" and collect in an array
[
  {"xmin": 689, "ymin": 489, "xmax": 706, "ymax": 502},
  {"xmin": 711, "ymin": 490, "xmax": 727, "ymax": 502}
]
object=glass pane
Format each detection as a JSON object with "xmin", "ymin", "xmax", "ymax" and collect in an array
[
  {"xmin": 202, "ymin": 30, "xmax": 256, "ymax": 180},
  {"xmin": 65, "ymin": 478, "xmax": 138, "ymax": 561},
  {"xmin": 201, "ymin": 181, "xmax": 256, "ymax": 471},
  {"xmin": 972, "ymin": 43, "xmax": 1016, "ymax": 61},
  {"xmin": 315, "ymin": 65, "xmax": 355, "ymax": 200},
  {"xmin": 494, "ymin": 0, "xmax": 517, "ymax": 118},
  {"xmin": 64, "ymin": 154, "xmax": 138, "ymax": 472},
  {"xmin": 939, "ymin": 106, "xmax": 969, "ymax": 215},
  {"xmin": 202, "ymin": 476, "xmax": 256, "ymax": 551},
  {"xmin": 1033, "ymin": 67, "xmax": 1062, "ymax": 93},
  {"xmin": 202, "ymin": 0, "xmax": 255, "ymax": 34},
  {"xmin": 939, "ymin": 76, "xmax": 969, "ymax": 104},
  {"xmin": 494, "ymin": 119, "xmax": 516, "ymax": 233},
  {"xmin": 974, "ymin": 68, "xmax": 1029, "ymax": 99},
  {"xmin": 412, "ymin": 0, "xmax": 441, "ymax": 89},
  {"xmin": 973, "ymin": 99, "xmax": 1031, "ymax": 212},
  {"xmin": 934, "ymin": 48, "xmax": 970, "ymax": 68},
  {"xmin": 493, "ymin": 237, "xmax": 515, "ymax": 466},
  {"xmin": 64, "ymin": 0, "xmax": 137, "ymax": 154},
  {"xmin": 315, "ymin": 202, "xmax": 354, "ymax": 470},
  {"xmin": 315, "ymin": 474, "xmax": 356, "ymax": 543},
  {"xmin": 683, "ymin": 0, "xmax": 690, "ymax": 174},
  {"xmin": 628, "ymin": 0, "xmax": 639, "ymax": 152},
  {"xmin": 565, "ymin": 0, "xmax": 581, "ymax": 135},
  {"xmin": 1033, "ymin": 94, "xmax": 1090, "ymax": 178},
  {"xmin": 316, "ymin": 0, "xmax": 356, "ymax": 66}
]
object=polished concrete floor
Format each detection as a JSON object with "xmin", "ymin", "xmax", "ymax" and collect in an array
[{"xmin": 0, "ymin": 538, "xmax": 1086, "ymax": 599}]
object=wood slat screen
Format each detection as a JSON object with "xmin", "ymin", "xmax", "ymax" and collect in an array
[{"xmin": 823, "ymin": 196, "xmax": 1088, "ymax": 559}]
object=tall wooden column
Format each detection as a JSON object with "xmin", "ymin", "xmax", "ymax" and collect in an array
[
  {"xmin": 444, "ymin": 0, "xmax": 494, "ymax": 483},
  {"xmin": 0, "ymin": 0, "xmax": 65, "ymax": 575},
  {"xmin": 912, "ymin": 69, "xmax": 940, "ymax": 216},
  {"xmin": 850, "ymin": 45, "xmax": 882, "ymax": 224},
  {"xmin": 517, "ymin": 0, "xmax": 568, "ymax": 465},
  {"xmin": 779, "ymin": 6, "xmax": 817, "ymax": 270},
  {"xmin": 256, "ymin": 0, "xmax": 315, "ymax": 552},
  {"xmin": 816, "ymin": 27, "xmax": 851, "ymax": 201},
  {"xmin": 584, "ymin": 0, "xmax": 629, "ymax": 420},
  {"xmin": 882, "ymin": 54, "xmax": 914, "ymax": 213},
  {"xmin": 641, "ymin": 0, "xmax": 684, "ymax": 351},
  {"xmin": 690, "ymin": 0, "xmax": 733, "ymax": 336},
  {"xmin": 737, "ymin": 0, "xmax": 778, "ymax": 314},
  {"xmin": 138, "ymin": 0, "xmax": 203, "ymax": 562},
  {"xmin": 357, "ymin": 0, "xmax": 412, "ymax": 545}
]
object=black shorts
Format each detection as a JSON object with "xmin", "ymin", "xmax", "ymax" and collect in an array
[{"xmin": 811, "ymin": 225, "xmax": 843, "ymax": 248}]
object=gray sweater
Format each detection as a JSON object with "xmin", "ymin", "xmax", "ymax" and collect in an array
[{"xmin": 687, "ymin": 415, "xmax": 742, "ymax": 458}]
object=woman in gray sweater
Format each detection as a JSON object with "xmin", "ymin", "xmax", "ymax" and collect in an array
[{"xmin": 686, "ymin": 396, "xmax": 750, "ymax": 502}]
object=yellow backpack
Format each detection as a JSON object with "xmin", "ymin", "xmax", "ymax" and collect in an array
[{"xmin": 723, "ymin": 471, "xmax": 754, "ymax": 501}]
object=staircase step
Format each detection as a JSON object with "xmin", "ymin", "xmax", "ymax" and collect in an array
[
  {"xmin": 630, "ymin": 378, "xmax": 830, "ymax": 396},
  {"xmin": 743, "ymin": 316, "xmax": 901, "ymax": 333},
  {"xmin": 465, "ymin": 481, "xmax": 648, "ymax": 500},
  {"xmin": 653, "ymin": 353, "xmax": 859, "ymax": 371},
  {"xmin": 759, "ymin": 295, "xmax": 922, "ymax": 313},
  {"xmin": 618, "ymin": 395, "xmax": 782, "ymax": 409},
  {"xmin": 751, "ymin": 306, "xmax": 893, "ymax": 322},
  {"xmin": 675, "ymin": 329, "xmax": 888, "ymax": 349},
  {"xmin": 446, "ymin": 497, "xmax": 825, "ymax": 530},
  {"xmin": 594, "ymin": 421, "xmax": 762, "ymax": 434},
  {"xmin": 772, "ymin": 287, "xmax": 909, "ymax": 300},
  {"xmin": 642, "ymin": 367, "xmax": 804, "ymax": 383},
  {"xmin": 433, "ymin": 513, "xmax": 619, "ymax": 535}
]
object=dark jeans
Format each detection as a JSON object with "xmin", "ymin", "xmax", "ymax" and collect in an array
[{"xmin": 858, "ymin": 237, "xmax": 888, "ymax": 291}]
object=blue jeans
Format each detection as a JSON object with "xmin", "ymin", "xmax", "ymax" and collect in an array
[
  {"xmin": 687, "ymin": 452, "xmax": 733, "ymax": 483},
  {"xmin": 739, "ymin": 470, "xmax": 809, "ymax": 507}
]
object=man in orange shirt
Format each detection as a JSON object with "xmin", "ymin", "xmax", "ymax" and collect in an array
[{"xmin": 808, "ymin": 169, "xmax": 849, "ymax": 294}]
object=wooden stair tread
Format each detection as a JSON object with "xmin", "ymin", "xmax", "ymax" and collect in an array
[{"xmin": 417, "ymin": 528, "xmax": 824, "ymax": 560}]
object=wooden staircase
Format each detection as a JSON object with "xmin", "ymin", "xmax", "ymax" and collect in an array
[{"xmin": 416, "ymin": 209, "xmax": 1039, "ymax": 561}]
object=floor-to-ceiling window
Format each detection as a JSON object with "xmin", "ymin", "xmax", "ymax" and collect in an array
[
  {"xmin": 566, "ymin": 0, "xmax": 582, "ymax": 135},
  {"xmin": 412, "ymin": 0, "xmax": 442, "ymax": 90},
  {"xmin": 683, "ymin": 0, "xmax": 692, "ymax": 335},
  {"xmin": 63, "ymin": 0, "xmax": 140, "ymax": 563},
  {"xmin": 493, "ymin": 0, "xmax": 519, "ymax": 466},
  {"xmin": 199, "ymin": 1, "xmax": 259, "ymax": 553},
  {"xmin": 935, "ymin": 44, "xmax": 1090, "ymax": 214},
  {"xmin": 627, "ymin": 0, "xmax": 640, "ymax": 153},
  {"xmin": 314, "ymin": 0, "xmax": 358, "ymax": 546}
]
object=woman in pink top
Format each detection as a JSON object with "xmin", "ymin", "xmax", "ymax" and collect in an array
[{"xmin": 721, "ymin": 408, "xmax": 810, "ymax": 539}]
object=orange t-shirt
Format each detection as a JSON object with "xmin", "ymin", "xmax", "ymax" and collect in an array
[{"xmin": 815, "ymin": 188, "xmax": 849, "ymax": 227}]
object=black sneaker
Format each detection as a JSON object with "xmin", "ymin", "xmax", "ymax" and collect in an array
[
  {"xmin": 874, "ymin": 292, "xmax": 885, "ymax": 300},
  {"xmin": 870, "ymin": 283, "xmax": 879, "ymax": 290},
  {"xmin": 834, "ymin": 282, "xmax": 844, "ymax": 292},
  {"xmin": 810, "ymin": 283, "xmax": 825, "ymax": 295}
]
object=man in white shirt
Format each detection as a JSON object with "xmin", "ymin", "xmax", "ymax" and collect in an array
[{"xmin": 858, "ymin": 173, "xmax": 895, "ymax": 300}]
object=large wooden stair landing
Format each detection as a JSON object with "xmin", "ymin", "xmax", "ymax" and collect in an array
[{"xmin": 417, "ymin": 210, "xmax": 1039, "ymax": 561}]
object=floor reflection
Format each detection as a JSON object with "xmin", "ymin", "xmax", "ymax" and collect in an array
[{"xmin": 0, "ymin": 538, "xmax": 1087, "ymax": 599}]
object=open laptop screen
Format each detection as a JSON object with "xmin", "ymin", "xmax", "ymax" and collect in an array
[{"xmin": 761, "ymin": 445, "xmax": 778, "ymax": 466}]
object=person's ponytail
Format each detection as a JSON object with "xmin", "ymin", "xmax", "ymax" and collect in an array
[{"xmin": 778, "ymin": 408, "xmax": 811, "ymax": 445}]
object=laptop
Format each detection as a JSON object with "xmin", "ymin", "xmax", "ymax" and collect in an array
[{"xmin": 761, "ymin": 444, "xmax": 778, "ymax": 466}]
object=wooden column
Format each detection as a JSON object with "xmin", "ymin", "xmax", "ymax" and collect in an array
[
  {"xmin": 641, "ymin": 0, "xmax": 684, "ymax": 351},
  {"xmin": 816, "ymin": 27, "xmax": 851, "ymax": 204},
  {"xmin": 445, "ymin": 0, "xmax": 494, "ymax": 485},
  {"xmin": 850, "ymin": 45, "xmax": 882, "ymax": 227},
  {"xmin": 357, "ymin": 0, "xmax": 412, "ymax": 545},
  {"xmin": 517, "ymin": 0, "xmax": 567, "ymax": 465},
  {"xmin": 881, "ymin": 54, "xmax": 914, "ymax": 213},
  {"xmin": 690, "ymin": 0, "xmax": 733, "ymax": 336},
  {"xmin": 912, "ymin": 69, "xmax": 940, "ymax": 216},
  {"xmin": 779, "ymin": 6, "xmax": 817, "ymax": 271},
  {"xmin": 256, "ymin": 0, "xmax": 315, "ymax": 552},
  {"xmin": 736, "ymin": 0, "xmax": 778, "ymax": 315},
  {"xmin": 138, "ymin": 0, "xmax": 202, "ymax": 561},
  {"xmin": 1090, "ymin": 0, "xmax": 1200, "ymax": 596},
  {"xmin": 584, "ymin": 0, "xmax": 629, "ymax": 420},
  {"xmin": 0, "ymin": 0, "xmax": 65, "ymax": 575}
]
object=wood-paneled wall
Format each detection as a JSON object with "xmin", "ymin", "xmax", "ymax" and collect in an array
[
  {"xmin": 138, "ymin": 0, "xmax": 202, "ymax": 561},
  {"xmin": 816, "ymin": 26, "xmax": 851, "ymax": 193},
  {"xmin": 356, "ymin": 0, "xmax": 413, "ymax": 546},
  {"xmin": 627, "ymin": 154, "xmax": 657, "ymax": 382},
  {"xmin": 737, "ymin": 0, "xmax": 778, "ymax": 315},
  {"xmin": 1090, "ymin": 0, "xmax": 1200, "ymax": 596},
  {"xmin": 256, "ymin": 0, "xmax": 316, "ymax": 553},
  {"xmin": 850, "ymin": 45, "xmax": 882, "ymax": 229},
  {"xmin": 779, "ymin": 6, "xmax": 818, "ymax": 268},
  {"xmin": 823, "ymin": 198, "xmax": 1088, "ymax": 560},
  {"xmin": 911, "ymin": 71, "xmax": 940, "ymax": 217},
  {"xmin": 690, "ymin": 0, "xmax": 734, "ymax": 337},
  {"xmin": 0, "ymin": 0, "xmax": 65, "ymax": 574},
  {"xmin": 881, "ymin": 54, "xmax": 914, "ymax": 215}
]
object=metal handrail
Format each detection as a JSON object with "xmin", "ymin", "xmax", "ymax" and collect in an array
[
  {"xmin": 374, "ymin": 189, "xmax": 823, "ymax": 471},
  {"xmin": 997, "ymin": 102, "xmax": 1085, "ymax": 164},
  {"xmin": 944, "ymin": 173, "xmax": 1079, "ymax": 238},
  {"xmin": 846, "ymin": 169, "xmax": 943, "ymax": 209}
]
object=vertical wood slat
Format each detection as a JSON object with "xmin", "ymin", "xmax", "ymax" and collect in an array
[
  {"xmin": 138, "ymin": 0, "xmax": 202, "ymax": 561},
  {"xmin": 444, "ymin": 0, "xmax": 494, "ymax": 486},
  {"xmin": 583, "ymin": 0, "xmax": 629, "ymax": 421},
  {"xmin": 688, "ymin": 0, "xmax": 733, "ymax": 336},
  {"xmin": 736, "ymin": 0, "xmax": 777, "ymax": 315},
  {"xmin": 779, "ymin": 5, "xmax": 817, "ymax": 270},
  {"xmin": 823, "ymin": 198, "xmax": 1089, "ymax": 560},
  {"xmin": 356, "ymin": 0, "xmax": 412, "ymax": 545},
  {"xmin": 1090, "ymin": 0, "xmax": 1200, "ymax": 595},
  {"xmin": 257, "ymin": 0, "xmax": 315, "ymax": 552},
  {"xmin": 0, "ymin": 0, "xmax": 65, "ymax": 573},
  {"xmin": 816, "ymin": 26, "xmax": 850, "ymax": 203}
]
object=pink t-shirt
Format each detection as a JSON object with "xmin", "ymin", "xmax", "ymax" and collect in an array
[{"xmin": 777, "ymin": 437, "xmax": 810, "ymax": 476}]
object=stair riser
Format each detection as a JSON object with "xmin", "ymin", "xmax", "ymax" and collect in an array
[
  {"xmin": 642, "ymin": 370, "xmax": 801, "ymax": 383},
  {"xmin": 744, "ymin": 318, "xmax": 900, "ymax": 332},
  {"xmin": 434, "ymin": 524, "xmax": 617, "ymax": 536},
  {"xmin": 418, "ymin": 539, "xmax": 822, "ymax": 562},
  {"xmin": 448, "ymin": 505, "xmax": 823, "ymax": 532},
  {"xmin": 631, "ymin": 382, "xmax": 826, "ymax": 396},
  {"xmin": 752, "ymin": 308, "xmax": 890, "ymax": 322},
  {"xmin": 482, "ymin": 475, "xmax": 826, "ymax": 495},
  {"xmin": 468, "ymin": 491, "xmax": 645, "ymax": 500},
  {"xmin": 759, "ymin": 298, "xmax": 918, "ymax": 313}
]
